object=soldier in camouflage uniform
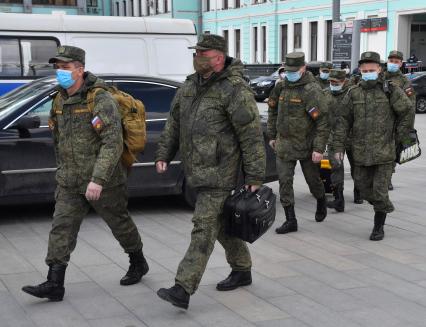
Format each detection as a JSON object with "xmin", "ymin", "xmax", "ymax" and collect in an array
[
  {"xmin": 155, "ymin": 34, "xmax": 265, "ymax": 310},
  {"xmin": 384, "ymin": 50, "xmax": 417, "ymax": 191},
  {"xmin": 325, "ymin": 69, "xmax": 363, "ymax": 212},
  {"xmin": 267, "ymin": 52, "xmax": 329, "ymax": 235},
  {"xmin": 333, "ymin": 51, "xmax": 412, "ymax": 241},
  {"xmin": 22, "ymin": 46, "xmax": 148, "ymax": 302},
  {"xmin": 316, "ymin": 62, "xmax": 333, "ymax": 89}
]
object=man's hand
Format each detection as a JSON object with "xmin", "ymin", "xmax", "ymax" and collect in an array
[
  {"xmin": 245, "ymin": 184, "xmax": 261, "ymax": 192},
  {"xmin": 86, "ymin": 182, "xmax": 103, "ymax": 201},
  {"xmin": 312, "ymin": 151, "xmax": 323, "ymax": 163},
  {"xmin": 269, "ymin": 139, "xmax": 276, "ymax": 150},
  {"xmin": 334, "ymin": 152, "xmax": 344, "ymax": 161},
  {"xmin": 156, "ymin": 161, "xmax": 168, "ymax": 174}
]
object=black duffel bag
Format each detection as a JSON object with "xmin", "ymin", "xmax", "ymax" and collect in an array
[
  {"xmin": 396, "ymin": 129, "xmax": 421, "ymax": 164},
  {"xmin": 223, "ymin": 185, "xmax": 276, "ymax": 243}
]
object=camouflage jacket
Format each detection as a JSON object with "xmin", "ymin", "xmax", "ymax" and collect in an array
[
  {"xmin": 384, "ymin": 70, "xmax": 416, "ymax": 105},
  {"xmin": 384, "ymin": 70, "xmax": 416, "ymax": 128},
  {"xmin": 50, "ymin": 72, "xmax": 126, "ymax": 193},
  {"xmin": 324, "ymin": 82, "xmax": 352, "ymax": 152},
  {"xmin": 267, "ymin": 71, "xmax": 329, "ymax": 160},
  {"xmin": 315, "ymin": 75, "xmax": 330, "ymax": 90},
  {"xmin": 333, "ymin": 78, "xmax": 412, "ymax": 166},
  {"xmin": 155, "ymin": 57, "xmax": 266, "ymax": 190}
]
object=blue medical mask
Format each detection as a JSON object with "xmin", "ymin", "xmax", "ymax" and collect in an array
[
  {"xmin": 56, "ymin": 69, "xmax": 76, "ymax": 89},
  {"xmin": 330, "ymin": 84, "xmax": 343, "ymax": 92},
  {"xmin": 285, "ymin": 71, "xmax": 302, "ymax": 82},
  {"xmin": 387, "ymin": 62, "xmax": 400, "ymax": 73},
  {"xmin": 320, "ymin": 72, "xmax": 330, "ymax": 80},
  {"xmin": 361, "ymin": 71, "xmax": 378, "ymax": 81}
]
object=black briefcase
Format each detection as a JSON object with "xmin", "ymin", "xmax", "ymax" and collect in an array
[
  {"xmin": 396, "ymin": 129, "xmax": 421, "ymax": 164},
  {"xmin": 224, "ymin": 185, "xmax": 276, "ymax": 243}
]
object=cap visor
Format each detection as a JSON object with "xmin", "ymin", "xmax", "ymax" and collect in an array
[
  {"xmin": 188, "ymin": 45, "xmax": 211, "ymax": 50},
  {"xmin": 328, "ymin": 77, "xmax": 342, "ymax": 82},
  {"xmin": 48, "ymin": 56, "xmax": 74, "ymax": 64}
]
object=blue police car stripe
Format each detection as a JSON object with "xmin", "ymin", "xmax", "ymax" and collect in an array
[{"xmin": 0, "ymin": 81, "xmax": 28, "ymax": 96}]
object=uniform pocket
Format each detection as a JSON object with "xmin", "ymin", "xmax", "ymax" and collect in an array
[{"xmin": 192, "ymin": 134, "xmax": 219, "ymax": 167}]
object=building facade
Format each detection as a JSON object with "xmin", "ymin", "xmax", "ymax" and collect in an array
[{"xmin": 200, "ymin": 0, "xmax": 426, "ymax": 66}]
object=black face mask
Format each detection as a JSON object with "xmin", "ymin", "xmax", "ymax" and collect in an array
[{"xmin": 193, "ymin": 56, "xmax": 214, "ymax": 75}]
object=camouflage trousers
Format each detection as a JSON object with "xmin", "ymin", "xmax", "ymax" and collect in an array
[
  {"xmin": 353, "ymin": 163, "xmax": 395, "ymax": 213},
  {"xmin": 276, "ymin": 157, "xmax": 325, "ymax": 207},
  {"xmin": 175, "ymin": 190, "xmax": 251, "ymax": 295},
  {"xmin": 329, "ymin": 148, "xmax": 355, "ymax": 188},
  {"xmin": 45, "ymin": 184, "xmax": 143, "ymax": 266}
]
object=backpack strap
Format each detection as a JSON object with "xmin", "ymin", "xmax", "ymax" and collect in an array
[{"xmin": 86, "ymin": 86, "xmax": 109, "ymax": 113}]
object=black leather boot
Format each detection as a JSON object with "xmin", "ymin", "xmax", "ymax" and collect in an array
[
  {"xmin": 22, "ymin": 264, "xmax": 66, "ymax": 301},
  {"xmin": 315, "ymin": 196, "xmax": 327, "ymax": 222},
  {"xmin": 120, "ymin": 250, "xmax": 149, "ymax": 285},
  {"xmin": 275, "ymin": 205, "xmax": 298, "ymax": 234},
  {"xmin": 216, "ymin": 271, "xmax": 252, "ymax": 291},
  {"xmin": 327, "ymin": 184, "xmax": 345, "ymax": 212},
  {"xmin": 354, "ymin": 188, "xmax": 364, "ymax": 204},
  {"xmin": 370, "ymin": 212, "xmax": 386, "ymax": 241},
  {"xmin": 157, "ymin": 284, "xmax": 190, "ymax": 309}
]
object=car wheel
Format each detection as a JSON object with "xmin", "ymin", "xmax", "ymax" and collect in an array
[
  {"xmin": 182, "ymin": 180, "xmax": 197, "ymax": 208},
  {"xmin": 416, "ymin": 97, "xmax": 426, "ymax": 114}
]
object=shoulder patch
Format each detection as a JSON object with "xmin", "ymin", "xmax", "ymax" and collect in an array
[
  {"xmin": 405, "ymin": 87, "xmax": 414, "ymax": 97},
  {"xmin": 308, "ymin": 107, "xmax": 320, "ymax": 120}
]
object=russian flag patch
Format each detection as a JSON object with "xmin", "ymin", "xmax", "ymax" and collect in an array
[
  {"xmin": 91, "ymin": 116, "xmax": 104, "ymax": 131},
  {"xmin": 308, "ymin": 107, "xmax": 320, "ymax": 120}
]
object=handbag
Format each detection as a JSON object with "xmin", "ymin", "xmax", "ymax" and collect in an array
[
  {"xmin": 223, "ymin": 185, "xmax": 276, "ymax": 243},
  {"xmin": 396, "ymin": 129, "xmax": 421, "ymax": 164}
]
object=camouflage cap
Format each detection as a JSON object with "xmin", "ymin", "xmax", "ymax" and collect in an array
[
  {"xmin": 284, "ymin": 52, "xmax": 306, "ymax": 72},
  {"xmin": 320, "ymin": 62, "xmax": 333, "ymax": 70},
  {"xmin": 188, "ymin": 33, "xmax": 228, "ymax": 53},
  {"xmin": 388, "ymin": 50, "xmax": 403, "ymax": 60},
  {"xmin": 278, "ymin": 66, "xmax": 285, "ymax": 73},
  {"xmin": 48, "ymin": 45, "xmax": 85, "ymax": 65},
  {"xmin": 328, "ymin": 69, "xmax": 346, "ymax": 81},
  {"xmin": 359, "ymin": 51, "xmax": 381, "ymax": 65}
]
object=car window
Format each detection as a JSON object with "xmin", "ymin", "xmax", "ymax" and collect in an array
[
  {"xmin": 116, "ymin": 81, "xmax": 177, "ymax": 119},
  {"xmin": 24, "ymin": 97, "xmax": 52, "ymax": 127},
  {"xmin": 0, "ymin": 39, "xmax": 21, "ymax": 76},
  {"xmin": 0, "ymin": 77, "xmax": 56, "ymax": 120},
  {"xmin": 21, "ymin": 39, "xmax": 57, "ymax": 77}
]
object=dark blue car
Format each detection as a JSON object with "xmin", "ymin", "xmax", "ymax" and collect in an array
[{"xmin": 0, "ymin": 75, "xmax": 277, "ymax": 206}]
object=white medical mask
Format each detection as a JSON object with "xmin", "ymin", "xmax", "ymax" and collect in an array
[
  {"xmin": 361, "ymin": 71, "xmax": 378, "ymax": 81},
  {"xmin": 285, "ymin": 71, "xmax": 302, "ymax": 82},
  {"xmin": 330, "ymin": 84, "xmax": 343, "ymax": 92},
  {"xmin": 56, "ymin": 69, "xmax": 76, "ymax": 89},
  {"xmin": 387, "ymin": 63, "xmax": 400, "ymax": 73},
  {"xmin": 320, "ymin": 72, "xmax": 330, "ymax": 80}
]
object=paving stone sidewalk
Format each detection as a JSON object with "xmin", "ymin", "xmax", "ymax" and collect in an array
[{"xmin": 1, "ymin": 115, "xmax": 426, "ymax": 327}]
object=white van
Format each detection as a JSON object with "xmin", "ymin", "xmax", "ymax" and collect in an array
[{"xmin": 0, "ymin": 13, "xmax": 197, "ymax": 95}]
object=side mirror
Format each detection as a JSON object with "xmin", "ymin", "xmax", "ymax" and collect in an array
[
  {"xmin": 10, "ymin": 116, "xmax": 41, "ymax": 138},
  {"xmin": 12, "ymin": 115, "xmax": 41, "ymax": 130}
]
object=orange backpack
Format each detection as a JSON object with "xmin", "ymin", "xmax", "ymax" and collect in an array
[{"xmin": 87, "ymin": 86, "xmax": 147, "ymax": 167}]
